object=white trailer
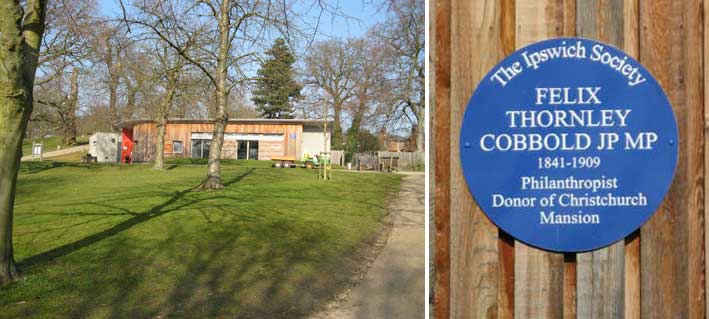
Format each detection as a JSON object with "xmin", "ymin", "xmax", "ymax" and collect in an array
[{"xmin": 89, "ymin": 132, "xmax": 122, "ymax": 163}]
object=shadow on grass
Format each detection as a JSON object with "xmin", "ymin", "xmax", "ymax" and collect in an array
[
  {"xmin": 53, "ymin": 205, "xmax": 351, "ymax": 319},
  {"xmin": 19, "ymin": 161, "xmax": 125, "ymax": 175},
  {"xmin": 19, "ymin": 161, "xmax": 82, "ymax": 175},
  {"xmin": 19, "ymin": 169, "xmax": 255, "ymax": 269},
  {"xmin": 6, "ymin": 166, "xmax": 400, "ymax": 319}
]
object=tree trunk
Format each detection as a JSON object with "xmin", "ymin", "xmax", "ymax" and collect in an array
[
  {"xmin": 126, "ymin": 85, "xmax": 136, "ymax": 119},
  {"xmin": 106, "ymin": 39, "xmax": 119, "ymax": 124},
  {"xmin": 416, "ymin": 107, "xmax": 424, "ymax": 153},
  {"xmin": 61, "ymin": 68, "xmax": 79, "ymax": 145},
  {"xmin": 0, "ymin": 0, "xmax": 47, "ymax": 284},
  {"xmin": 332, "ymin": 100, "xmax": 343, "ymax": 147},
  {"xmin": 347, "ymin": 95, "xmax": 367, "ymax": 158},
  {"xmin": 154, "ymin": 73, "xmax": 177, "ymax": 170},
  {"xmin": 198, "ymin": 0, "xmax": 230, "ymax": 190},
  {"xmin": 0, "ymin": 87, "xmax": 24, "ymax": 284},
  {"xmin": 416, "ymin": 89, "xmax": 424, "ymax": 152},
  {"xmin": 154, "ymin": 117, "xmax": 166, "ymax": 170}
]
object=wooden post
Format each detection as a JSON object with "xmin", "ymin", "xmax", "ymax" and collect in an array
[
  {"xmin": 448, "ymin": 0, "xmax": 504, "ymax": 317},
  {"xmin": 434, "ymin": 0, "xmax": 452, "ymax": 316},
  {"xmin": 639, "ymin": 1, "xmax": 705, "ymax": 318},
  {"xmin": 575, "ymin": 1, "xmax": 627, "ymax": 318}
]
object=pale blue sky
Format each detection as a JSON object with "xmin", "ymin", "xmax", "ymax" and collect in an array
[{"xmin": 97, "ymin": 0, "xmax": 386, "ymax": 40}]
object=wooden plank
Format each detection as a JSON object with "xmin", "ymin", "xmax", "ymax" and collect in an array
[
  {"xmin": 576, "ymin": 244, "xmax": 624, "ymax": 318},
  {"xmin": 449, "ymin": 0, "xmax": 502, "ymax": 317},
  {"xmin": 498, "ymin": 230, "xmax": 515, "ymax": 319},
  {"xmin": 574, "ymin": 2, "xmax": 626, "ymax": 319},
  {"xmin": 685, "ymin": 0, "xmax": 706, "ymax": 315},
  {"xmin": 433, "ymin": 0, "xmax": 451, "ymax": 316},
  {"xmin": 624, "ymin": 231, "xmax": 640, "ymax": 319},
  {"xmin": 515, "ymin": 243, "xmax": 564, "ymax": 318},
  {"xmin": 639, "ymin": 0, "xmax": 705, "ymax": 318},
  {"xmin": 705, "ymin": 0, "xmax": 709, "ymax": 316},
  {"xmin": 513, "ymin": 1, "xmax": 570, "ymax": 318},
  {"xmin": 498, "ymin": 1, "xmax": 515, "ymax": 318},
  {"xmin": 563, "ymin": 254, "xmax": 577, "ymax": 319},
  {"xmin": 620, "ymin": 2, "xmax": 641, "ymax": 319}
]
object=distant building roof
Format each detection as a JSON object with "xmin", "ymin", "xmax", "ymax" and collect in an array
[{"xmin": 116, "ymin": 118, "xmax": 332, "ymax": 128}]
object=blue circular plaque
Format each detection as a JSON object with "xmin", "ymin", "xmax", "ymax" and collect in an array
[{"xmin": 460, "ymin": 38, "xmax": 678, "ymax": 252}]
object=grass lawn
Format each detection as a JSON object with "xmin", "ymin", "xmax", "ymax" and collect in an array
[
  {"xmin": 1, "ymin": 160, "xmax": 402, "ymax": 318},
  {"xmin": 22, "ymin": 136, "xmax": 89, "ymax": 157}
]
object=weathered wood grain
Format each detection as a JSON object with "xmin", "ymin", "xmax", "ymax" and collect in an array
[
  {"xmin": 563, "ymin": 254, "xmax": 577, "ymax": 319},
  {"xmin": 433, "ymin": 0, "xmax": 451, "ymax": 317},
  {"xmin": 576, "ymin": 244, "xmax": 624, "ymax": 318},
  {"xmin": 498, "ymin": 230, "xmax": 515, "ymax": 319},
  {"xmin": 639, "ymin": 0, "xmax": 705, "ymax": 318},
  {"xmin": 498, "ymin": 2, "xmax": 516, "ymax": 318},
  {"xmin": 623, "ymin": 232, "xmax": 640, "ymax": 319},
  {"xmin": 620, "ymin": 2, "xmax": 641, "ymax": 319},
  {"xmin": 449, "ymin": 0, "xmax": 502, "ymax": 317},
  {"xmin": 515, "ymin": 243, "xmax": 564, "ymax": 318},
  {"xmin": 705, "ymin": 0, "xmax": 709, "ymax": 316},
  {"xmin": 574, "ymin": 2, "xmax": 626, "ymax": 318},
  {"xmin": 685, "ymin": 0, "xmax": 707, "ymax": 315},
  {"xmin": 513, "ymin": 1, "xmax": 570, "ymax": 318}
]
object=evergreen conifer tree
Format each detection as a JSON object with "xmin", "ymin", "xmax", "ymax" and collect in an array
[{"xmin": 252, "ymin": 38, "xmax": 301, "ymax": 118}]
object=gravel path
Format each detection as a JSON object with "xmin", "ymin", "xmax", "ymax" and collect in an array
[
  {"xmin": 20, "ymin": 144, "xmax": 88, "ymax": 161},
  {"xmin": 311, "ymin": 173, "xmax": 425, "ymax": 318}
]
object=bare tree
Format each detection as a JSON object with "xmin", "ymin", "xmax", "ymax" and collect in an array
[
  {"xmin": 0, "ymin": 0, "xmax": 48, "ymax": 284},
  {"xmin": 85, "ymin": 21, "xmax": 139, "ymax": 125},
  {"xmin": 345, "ymin": 37, "xmax": 387, "ymax": 157},
  {"xmin": 303, "ymin": 39, "xmax": 360, "ymax": 148},
  {"xmin": 36, "ymin": 67, "xmax": 80, "ymax": 145},
  {"xmin": 377, "ymin": 0, "xmax": 424, "ymax": 152},
  {"xmin": 125, "ymin": 0, "xmax": 317, "ymax": 189},
  {"xmin": 153, "ymin": 46, "xmax": 185, "ymax": 170},
  {"xmin": 32, "ymin": 0, "xmax": 94, "ymax": 145}
]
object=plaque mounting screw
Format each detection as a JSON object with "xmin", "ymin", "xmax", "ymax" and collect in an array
[
  {"xmin": 464, "ymin": 142, "xmax": 471, "ymax": 148},
  {"xmin": 668, "ymin": 139, "xmax": 674, "ymax": 145}
]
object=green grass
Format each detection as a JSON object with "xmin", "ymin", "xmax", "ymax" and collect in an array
[
  {"xmin": 22, "ymin": 136, "xmax": 88, "ymax": 157},
  {"xmin": 1, "ymin": 161, "xmax": 402, "ymax": 318}
]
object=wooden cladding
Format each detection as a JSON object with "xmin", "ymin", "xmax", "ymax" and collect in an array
[
  {"xmin": 131, "ymin": 122, "xmax": 302, "ymax": 161},
  {"xmin": 434, "ymin": 0, "xmax": 705, "ymax": 318}
]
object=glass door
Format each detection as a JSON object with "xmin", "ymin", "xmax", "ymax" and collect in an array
[
  {"xmin": 237, "ymin": 140, "xmax": 248, "ymax": 159},
  {"xmin": 248, "ymin": 140, "xmax": 259, "ymax": 160},
  {"xmin": 191, "ymin": 139, "xmax": 212, "ymax": 158},
  {"xmin": 192, "ymin": 140, "xmax": 202, "ymax": 158}
]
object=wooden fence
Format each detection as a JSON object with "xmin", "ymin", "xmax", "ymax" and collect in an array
[
  {"xmin": 330, "ymin": 150, "xmax": 344, "ymax": 166},
  {"xmin": 433, "ymin": 1, "xmax": 705, "ymax": 318},
  {"xmin": 377, "ymin": 151, "xmax": 425, "ymax": 169},
  {"xmin": 352, "ymin": 151, "xmax": 424, "ymax": 171}
]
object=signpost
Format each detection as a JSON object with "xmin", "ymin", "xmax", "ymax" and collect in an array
[
  {"xmin": 32, "ymin": 141, "xmax": 43, "ymax": 161},
  {"xmin": 460, "ymin": 38, "xmax": 679, "ymax": 252}
]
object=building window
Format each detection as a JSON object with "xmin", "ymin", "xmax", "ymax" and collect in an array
[
  {"xmin": 191, "ymin": 139, "xmax": 211, "ymax": 158},
  {"xmin": 173, "ymin": 140, "xmax": 183, "ymax": 154},
  {"xmin": 237, "ymin": 140, "xmax": 259, "ymax": 160},
  {"xmin": 249, "ymin": 140, "xmax": 259, "ymax": 159}
]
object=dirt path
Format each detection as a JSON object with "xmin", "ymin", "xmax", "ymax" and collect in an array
[
  {"xmin": 20, "ymin": 144, "xmax": 88, "ymax": 161},
  {"xmin": 312, "ymin": 173, "xmax": 425, "ymax": 319}
]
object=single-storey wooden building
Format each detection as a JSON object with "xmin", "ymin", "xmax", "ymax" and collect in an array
[{"xmin": 117, "ymin": 118, "xmax": 331, "ymax": 163}]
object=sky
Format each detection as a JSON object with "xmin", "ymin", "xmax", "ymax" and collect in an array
[{"xmin": 97, "ymin": 0, "xmax": 387, "ymax": 40}]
